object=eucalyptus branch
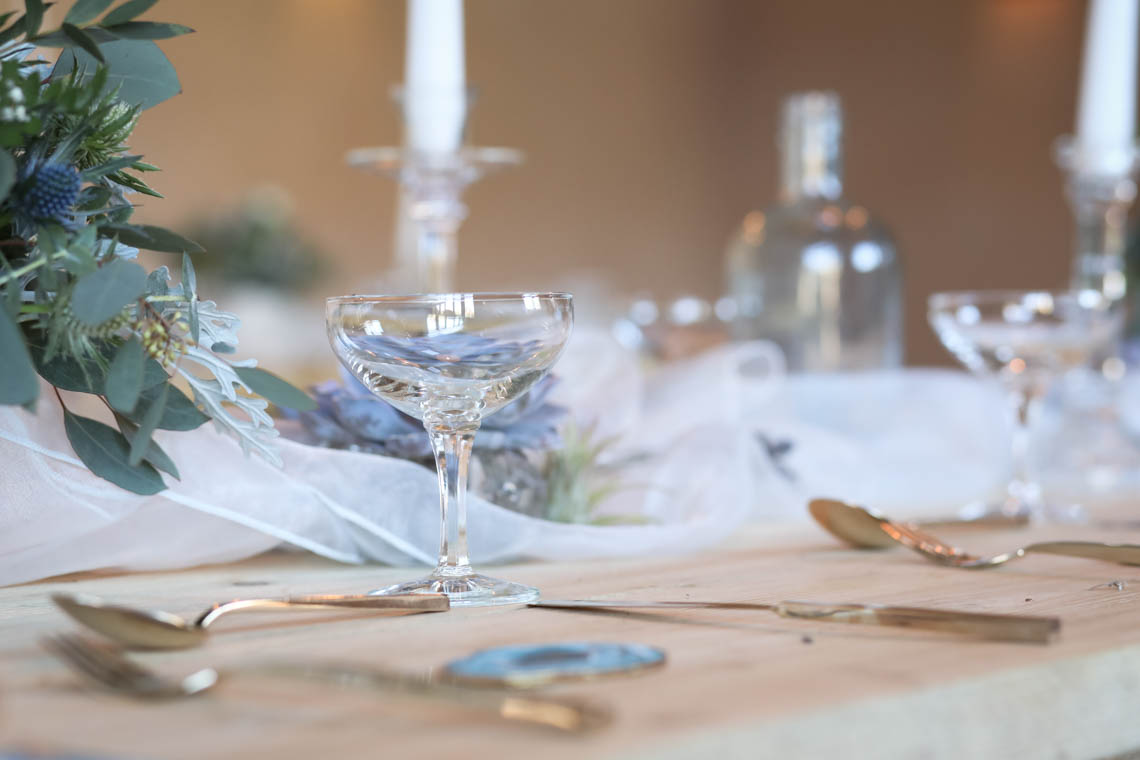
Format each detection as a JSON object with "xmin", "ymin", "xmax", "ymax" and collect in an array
[{"xmin": 0, "ymin": 250, "xmax": 64, "ymax": 286}]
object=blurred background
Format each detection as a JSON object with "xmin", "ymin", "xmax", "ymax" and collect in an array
[{"xmin": 34, "ymin": 0, "xmax": 1097, "ymax": 366}]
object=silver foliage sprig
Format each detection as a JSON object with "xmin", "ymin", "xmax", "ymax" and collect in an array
[{"xmin": 146, "ymin": 266, "xmax": 282, "ymax": 466}]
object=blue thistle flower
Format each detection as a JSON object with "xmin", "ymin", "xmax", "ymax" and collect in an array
[{"xmin": 22, "ymin": 163, "xmax": 81, "ymax": 220}]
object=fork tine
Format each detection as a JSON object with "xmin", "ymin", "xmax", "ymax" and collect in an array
[
  {"xmin": 42, "ymin": 634, "xmax": 127, "ymax": 689},
  {"xmin": 45, "ymin": 634, "xmax": 151, "ymax": 689},
  {"xmin": 64, "ymin": 634, "xmax": 156, "ymax": 683}
]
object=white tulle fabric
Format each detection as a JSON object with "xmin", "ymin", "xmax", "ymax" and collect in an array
[{"xmin": 0, "ymin": 329, "xmax": 1011, "ymax": 586}]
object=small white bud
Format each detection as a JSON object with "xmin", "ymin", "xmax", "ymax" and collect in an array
[
  {"xmin": 1, "ymin": 107, "xmax": 14, "ymax": 121},
  {"xmin": 8, "ymin": 87, "xmax": 23, "ymax": 103}
]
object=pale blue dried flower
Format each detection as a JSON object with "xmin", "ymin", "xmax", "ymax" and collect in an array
[{"xmin": 299, "ymin": 370, "xmax": 566, "ymax": 458}]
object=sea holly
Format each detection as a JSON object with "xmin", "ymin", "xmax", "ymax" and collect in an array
[{"xmin": 0, "ymin": 0, "xmax": 315, "ymax": 494}]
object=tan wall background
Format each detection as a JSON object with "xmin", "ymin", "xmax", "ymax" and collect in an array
[{"xmin": 49, "ymin": 0, "xmax": 1093, "ymax": 364}]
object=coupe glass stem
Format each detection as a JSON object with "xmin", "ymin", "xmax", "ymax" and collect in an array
[
  {"xmin": 1005, "ymin": 385, "xmax": 1043, "ymax": 514},
  {"xmin": 427, "ymin": 425, "xmax": 476, "ymax": 576}
]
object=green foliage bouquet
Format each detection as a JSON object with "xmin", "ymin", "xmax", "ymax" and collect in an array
[{"xmin": 0, "ymin": 0, "xmax": 313, "ymax": 495}]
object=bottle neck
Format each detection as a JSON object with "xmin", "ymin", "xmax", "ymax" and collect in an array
[{"xmin": 779, "ymin": 92, "xmax": 844, "ymax": 203}]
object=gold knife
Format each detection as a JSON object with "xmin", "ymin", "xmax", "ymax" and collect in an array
[{"xmin": 529, "ymin": 599, "xmax": 1060, "ymax": 644}]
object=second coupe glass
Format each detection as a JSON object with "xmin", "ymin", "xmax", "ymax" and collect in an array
[{"xmin": 928, "ymin": 290, "xmax": 1119, "ymax": 520}]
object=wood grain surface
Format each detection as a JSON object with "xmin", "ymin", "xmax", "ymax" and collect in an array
[{"xmin": 3, "ymin": 521, "xmax": 1140, "ymax": 759}]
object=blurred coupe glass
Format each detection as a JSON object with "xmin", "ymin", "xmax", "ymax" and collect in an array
[{"xmin": 929, "ymin": 290, "xmax": 1120, "ymax": 520}]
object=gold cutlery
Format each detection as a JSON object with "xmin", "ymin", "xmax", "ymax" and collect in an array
[
  {"xmin": 41, "ymin": 634, "xmax": 609, "ymax": 733},
  {"xmin": 42, "ymin": 633, "xmax": 219, "ymax": 699},
  {"xmin": 809, "ymin": 498, "xmax": 1029, "ymax": 550},
  {"xmin": 530, "ymin": 599, "xmax": 1060, "ymax": 644},
  {"xmin": 52, "ymin": 591, "xmax": 449, "ymax": 650},
  {"xmin": 810, "ymin": 498, "xmax": 1140, "ymax": 568}
]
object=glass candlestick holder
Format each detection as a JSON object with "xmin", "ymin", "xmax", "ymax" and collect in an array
[
  {"xmin": 348, "ymin": 87, "xmax": 523, "ymax": 293},
  {"xmin": 1054, "ymin": 137, "xmax": 1140, "ymax": 305}
]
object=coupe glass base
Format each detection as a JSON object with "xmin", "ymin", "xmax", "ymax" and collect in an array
[{"xmin": 369, "ymin": 572, "xmax": 539, "ymax": 607}]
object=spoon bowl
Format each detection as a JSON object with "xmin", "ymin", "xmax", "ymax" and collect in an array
[
  {"xmin": 808, "ymin": 498, "xmax": 898, "ymax": 549},
  {"xmin": 53, "ymin": 593, "xmax": 208, "ymax": 650}
]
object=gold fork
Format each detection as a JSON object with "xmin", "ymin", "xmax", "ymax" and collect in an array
[{"xmin": 41, "ymin": 634, "xmax": 610, "ymax": 733}]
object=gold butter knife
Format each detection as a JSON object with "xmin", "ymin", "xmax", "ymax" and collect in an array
[{"xmin": 530, "ymin": 599, "xmax": 1060, "ymax": 644}]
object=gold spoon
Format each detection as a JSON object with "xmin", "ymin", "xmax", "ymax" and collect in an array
[
  {"xmin": 52, "ymin": 591, "xmax": 449, "ymax": 650},
  {"xmin": 808, "ymin": 498, "xmax": 1029, "ymax": 549},
  {"xmin": 809, "ymin": 498, "xmax": 1140, "ymax": 569}
]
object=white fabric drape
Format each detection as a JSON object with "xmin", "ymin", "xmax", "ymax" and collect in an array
[{"xmin": 0, "ymin": 329, "xmax": 1012, "ymax": 586}]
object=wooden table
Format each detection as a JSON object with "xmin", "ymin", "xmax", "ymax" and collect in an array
[{"xmin": 3, "ymin": 521, "xmax": 1140, "ymax": 759}]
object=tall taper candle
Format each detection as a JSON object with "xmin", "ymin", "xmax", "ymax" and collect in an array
[
  {"xmin": 405, "ymin": 0, "xmax": 466, "ymax": 153},
  {"xmin": 1076, "ymin": 0, "xmax": 1138, "ymax": 174}
]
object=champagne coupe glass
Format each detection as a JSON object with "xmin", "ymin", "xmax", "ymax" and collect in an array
[
  {"xmin": 928, "ymin": 290, "xmax": 1120, "ymax": 520},
  {"xmin": 326, "ymin": 293, "xmax": 573, "ymax": 606}
]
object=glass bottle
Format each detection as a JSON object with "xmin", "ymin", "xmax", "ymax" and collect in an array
[{"xmin": 724, "ymin": 91, "xmax": 903, "ymax": 371}]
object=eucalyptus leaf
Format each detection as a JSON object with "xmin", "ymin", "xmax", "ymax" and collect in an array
[
  {"xmin": 37, "ymin": 224, "xmax": 68, "ymax": 253},
  {"xmin": 141, "ymin": 356, "xmax": 167, "ymax": 388},
  {"xmin": 235, "ymin": 366, "xmax": 316, "ymax": 411},
  {"xmin": 55, "ymin": 39, "xmax": 179, "ymax": 110},
  {"xmin": 63, "ymin": 408, "xmax": 165, "ymax": 494},
  {"xmin": 3, "ymin": 281, "xmax": 19, "ymax": 321},
  {"xmin": 65, "ymin": 0, "xmax": 114, "ymax": 25},
  {"xmin": 0, "ymin": 150, "xmax": 15, "ymax": 200},
  {"xmin": 113, "ymin": 410, "xmax": 179, "ymax": 478},
  {"xmin": 61, "ymin": 23, "xmax": 106, "ymax": 63},
  {"xmin": 27, "ymin": 331, "xmax": 106, "ymax": 393},
  {"xmin": 24, "ymin": 0, "xmax": 42, "ymax": 37},
  {"xmin": 60, "ymin": 248, "xmax": 97, "ymax": 277},
  {"xmin": 210, "ymin": 341, "xmax": 234, "ymax": 354},
  {"xmin": 35, "ymin": 25, "xmax": 118, "ymax": 45},
  {"xmin": 101, "ymin": 0, "xmax": 157, "ymax": 26},
  {"xmin": 105, "ymin": 335, "xmax": 143, "ymax": 412},
  {"xmin": 180, "ymin": 251, "xmax": 196, "ymax": 293},
  {"xmin": 126, "ymin": 379, "xmax": 162, "ymax": 464},
  {"xmin": 103, "ymin": 20, "xmax": 192, "ymax": 40},
  {"xmin": 127, "ymin": 381, "xmax": 207, "ymax": 430},
  {"xmin": 99, "ymin": 222, "xmax": 203, "ymax": 253},
  {"xmin": 139, "ymin": 436, "xmax": 178, "ymax": 477},
  {"xmin": 0, "ymin": 16, "xmax": 26, "ymax": 47},
  {"xmin": 0, "ymin": 306, "xmax": 38, "ymax": 406},
  {"xmin": 70, "ymin": 258, "xmax": 146, "ymax": 326}
]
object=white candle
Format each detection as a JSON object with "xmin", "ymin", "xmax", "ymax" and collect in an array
[
  {"xmin": 404, "ymin": 0, "xmax": 466, "ymax": 153},
  {"xmin": 1076, "ymin": 0, "xmax": 1138, "ymax": 173}
]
